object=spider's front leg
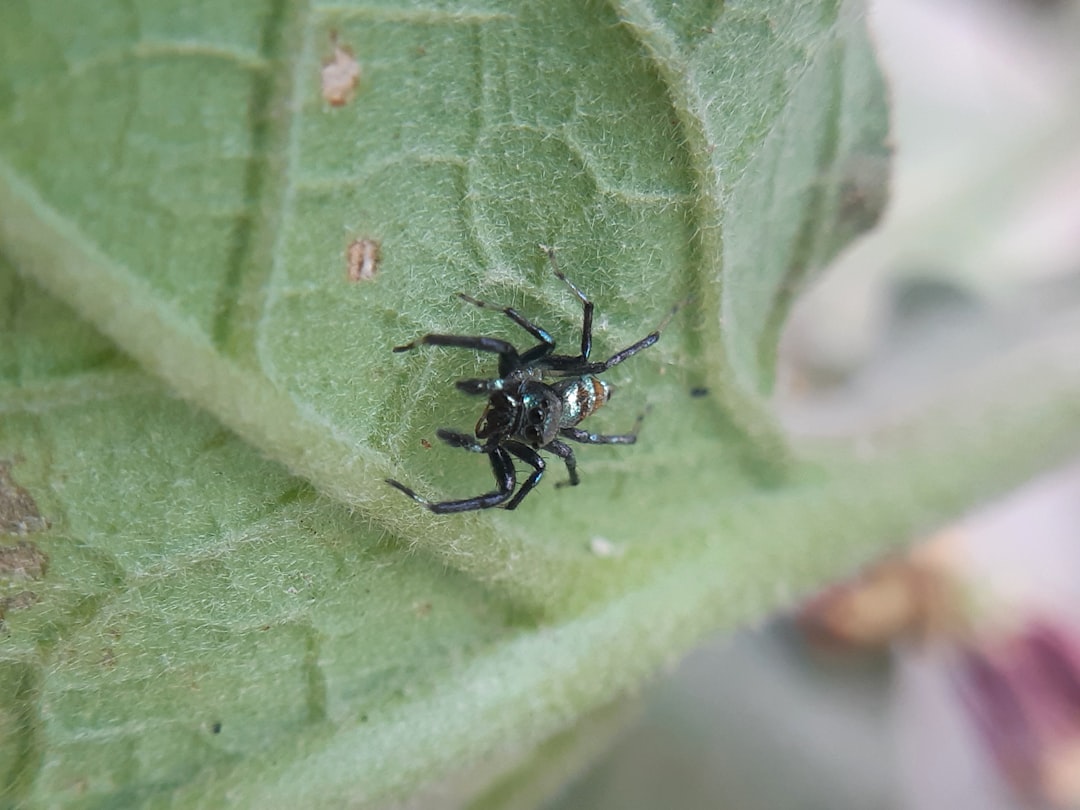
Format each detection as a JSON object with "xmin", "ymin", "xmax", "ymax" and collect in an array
[
  {"xmin": 434, "ymin": 428, "xmax": 487, "ymax": 451},
  {"xmin": 454, "ymin": 378, "xmax": 505, "ymax": 396},
  {"xmin": 502, "ymin": 442, "xmax": 546, "ymax": 510},
  {"xmin": 456, "ymin": 292, "xmax": 556, "ymax": 367},
  {"xmin": 393, "ymin": 334, "xmax": 522, "ymax": 378},
  {"xmin": 385, "ymin": 445, "xmax": 517, "ymax": 514}
]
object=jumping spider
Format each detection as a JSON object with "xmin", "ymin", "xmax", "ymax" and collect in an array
[{"xmin": 386, "ymin": 245, "xmax": 682, "ymax": 514}]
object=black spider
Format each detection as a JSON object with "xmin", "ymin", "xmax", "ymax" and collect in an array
[{"xmin": 386, "ymin": 245, "xmax": 682, "ymax": 514}]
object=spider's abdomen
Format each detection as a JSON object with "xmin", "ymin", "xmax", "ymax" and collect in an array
[{"xmin": 555, "ymin": 375, "xmax": 611, "ymax": 428}]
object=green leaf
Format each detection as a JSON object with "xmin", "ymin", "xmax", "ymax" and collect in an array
[
  {"xmin": 4, "ymin": 0, "xmax": 1080, "ymax": 805},
  {"xmin": 0, "ymin": 0, "xmax": 889, "ymax": 602},
  {"xmin": 4, "ymin": 272, "xmax": 1080, "ymax": 809},
  {"xmin": 0, "ymin": 265, "xmax": 605, "ymax": 806},
  {"xmin": 5, "ymin": 265, "xmax": 1080, "ymax": 807}
]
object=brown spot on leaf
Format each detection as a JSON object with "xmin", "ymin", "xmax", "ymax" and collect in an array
[
  {"xmin": 0, "ymin": 461, "xmax": 48, "ymax": 535},
  {"xmin": 0, "ymin": 540, "xmax": 48, "ymax": 581},
  {"xmin": 1, "ymin": 590, "xmax": 40, "ymax": 615},
  {"xmin": 412, "ymin": 600, "xmax": 432, "ymax": 618},
  {"xmin": 322, "ymin": 33, "xmax": 361, "ymax": 107},
  {"xmin": 836, "ymin": 153, "xmax": 891, "ymax": 234},
  {"xmin": 346, "ymin": 238, "xmax": 381, "ymax": 282},
  {"xmin": 420, "ymin": 438, "xmax": 432, "ymax": 450}
]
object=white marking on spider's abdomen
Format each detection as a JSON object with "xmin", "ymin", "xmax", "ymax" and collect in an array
[{"xmin": 558, "ymin": 376, "xmax": 611, "ymax": 427}]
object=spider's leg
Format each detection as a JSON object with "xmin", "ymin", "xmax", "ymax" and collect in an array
[
  {"xmin": 393, "ymin": 333, "xmax": 517, "ymax": 355},
  {"xmin": 535, "ymin": 353, "xmax": 595, "ymax": 374},
  {"xmin": 457, "ymin": 293, "xmax": 556, "ymax": 365},
  {"xmin": 546, "ymin": 439, "xmax": 580, "ymax": 488},
  {"xmin": 582, "ymin": 298, "xmax": 686, "ymax": 373},
  {"xmin": 393, "ymin": 334, "xmax": 521, "ymax": 377},
  {"xmin": 455, "ymin": 378, "xmax": 505, "ymax": 396},
  {"xmin": 434, "ymin": 428, "xmax": 487, "ymax": 451},
  {"xmin": 385, "ymin": 446, "xmax": 516, "ymax": 514},
  {"xmin": 502, "ymin": 441, "xmax": 546, "ymax": 510},
  {"xmin": 540, "ymin": 244, "xmax": 593, "ymax": 360},
  {"xmin": 560, "ymin": 410, "xmax": 646, "ymax": 446}
]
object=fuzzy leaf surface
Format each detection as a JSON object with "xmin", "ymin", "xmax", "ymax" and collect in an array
[
  {"xmin": 1, "ymin": 0, "xmax": 888, "ymax": 598},
  {"xmin": 5, "ymin": 1, "xmax": 1080, "ymax": 805}
]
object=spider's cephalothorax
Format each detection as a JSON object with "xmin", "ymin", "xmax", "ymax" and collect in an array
[
  {"xmin": 386, "ymin": 246, "xmax": 682, "ymax": 514},
  {"xmin": 475, "ymin": 376, "xmax": 610, "ymax": 448}
]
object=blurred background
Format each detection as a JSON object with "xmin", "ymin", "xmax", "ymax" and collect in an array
[{"xmin": 544, "ymin": 0, "xmax": 1080, "ymax": 806}]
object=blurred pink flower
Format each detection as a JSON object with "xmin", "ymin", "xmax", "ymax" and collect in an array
[{"xmin": 958, "ymin": 618, "xmax": 1080, "ymax": 806}]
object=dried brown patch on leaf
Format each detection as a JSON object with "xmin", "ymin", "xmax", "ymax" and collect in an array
[
  {"xmin": 346, "ymin": 238, "xmax": 381, "ymax": 282},
  {"xmin": 0, "ymin": 540, "xmax": 49, "ymax": 581},
  {"xmin": 836, "ymin": 153, "xmax": 892, "ymax": 235},
  {"xmin": 0, "ymin": 461, "xmax": 48, "ymax": 535},
  {"xmin": 322, "ymin": 33, "xmax": 362, "ymax": 107},
  {"xmin": 0, "ymin": 590, "xmax": 40, "ymax": 616}
]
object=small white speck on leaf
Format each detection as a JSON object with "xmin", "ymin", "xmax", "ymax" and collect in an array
[{"xmin": 589, "ymin": 537, "xmax": 622, "ymax": 558}]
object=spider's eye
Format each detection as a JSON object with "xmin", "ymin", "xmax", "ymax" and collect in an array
[{"xmin": 527, "ymin": 407, "xmax": 544, "ymax": 424}]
